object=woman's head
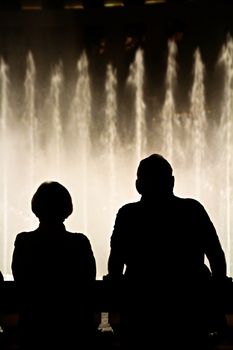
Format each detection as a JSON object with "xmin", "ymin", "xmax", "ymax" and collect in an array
[{"xmin": 31, "ymin": 181, "xmax": 73, "ymax": 222}]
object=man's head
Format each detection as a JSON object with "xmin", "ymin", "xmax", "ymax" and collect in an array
[
  {"xmin": 136, "ymin": 154, "xmax": 174, "ymax": 198},
  {"xmin": 31, "ymin": 181, "xmax": 73, "ymax": 222}
]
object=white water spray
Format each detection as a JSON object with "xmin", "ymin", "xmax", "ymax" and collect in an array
[
  {"xmin": 1, "ymin": 41, "xmax": 233, "ymax": 278},
  {"xmin": 69, "ymin": 52, "xmax": 91, "ymax": 233},
  {"xmin": 104, "ymin": 64, "xmax": 118, "ymax": 214},
  {"xmin": 128, "ymin": 48, "xmax": 146, "ymax": 164},
  {"xmin": 189, "ymin": 48, "xmax": 207, "ymax": 199},
  {"xmin": 24, "ymin": 52, "xmax": 36, "ymax": 193},
  {"xmin": 161, "ymin": 40, "xmax": 177, "ymax": 163},
  {"xmin": 0, "ymin": 59, "xmax": 9, "ymax": 272},
  {"xmin": 49, "ymin": 62, "xmax": 63, "ymax": 177},
  {"xmin": 219, "ymin": 35, "xmax": 233, "ymax": 271}
]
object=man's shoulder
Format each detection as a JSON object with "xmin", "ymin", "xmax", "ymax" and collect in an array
[
  {"xmin": 118, "ymin": 201, "xmax": 141, "ymax": 212},
  {"xmin": 114, "ymin": 202, "xmax": 141, "ymax": 221},
  {"xmin": 174, "ymin": 195, "xmax": 205, "ymax": 212}
]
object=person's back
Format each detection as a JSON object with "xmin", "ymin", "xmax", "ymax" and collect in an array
[
  {"xmin": 107, "ymin": 154, "xmax": 227, "ymax": 349},
  {"xmin": 111, "ymin": 196, "xmax": 224, "ymax": 283},
  {"xmin": 12, "ymin": 181, "xmax": 96, "ymax": 350}
]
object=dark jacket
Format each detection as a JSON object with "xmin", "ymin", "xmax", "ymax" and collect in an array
[
  {"xmin": 12, "ymin": 222, "xmax": 96, "ymax": 350},
  {"xmin": 109, "ymin": 195, "xmax": 226, "ymax": 283},
  {"xmin": 108, "ymin": 195, "xmax": 227, "ymax": 349}
]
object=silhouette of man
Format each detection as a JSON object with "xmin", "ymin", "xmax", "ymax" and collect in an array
[
  {"xmin": 107, "ymin": 154, "xmax": 227, "ymax": 350},
  {"xmin": 12, "ymin": 181, "xmax": 96, "ymax": 350}
]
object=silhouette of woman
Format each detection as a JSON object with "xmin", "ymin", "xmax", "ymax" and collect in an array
[{"xmin": 12, "ymin": 181, "xmax": 96, "ymax": 350}]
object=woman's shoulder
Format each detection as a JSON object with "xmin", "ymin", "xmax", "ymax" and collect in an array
[
  {"xmin": 13, "ymin": 231, "xmax": 41, "ymax": 250},
  {"xmin": 66, "ymin": 231, "xmax": 92, "ymax": 244},
  {"xmin": 15, "ymin": 230, "xmax": 38, "ymax": 240},
  {"xmin": 15, "ymin": 230, "xmax": 92, "ymax": 249}
]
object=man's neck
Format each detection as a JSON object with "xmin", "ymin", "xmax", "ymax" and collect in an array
[{"xmin": 140, "ymin": 192, "xmax": 174, "ymax": 204}]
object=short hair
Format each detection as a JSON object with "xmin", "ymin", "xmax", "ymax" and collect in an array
[
  {"xmin": 31, "ymin": 181, "xmax": 73, "ymax": 221},
  {"xmin": 137, "ymin": 154, "xmax": 173, "ymax": 180}
]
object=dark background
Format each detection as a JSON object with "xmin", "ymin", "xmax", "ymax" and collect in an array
[{"xmin": 0, "ymin": 1, "xmax": 232, "ymax": 123}]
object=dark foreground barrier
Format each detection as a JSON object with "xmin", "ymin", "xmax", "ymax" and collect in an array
[
  {"xmin": 1, "ymin": 279, "xmax": 233, "ymax": 349},
  {"xmin": 0, "ymin": 280, "xmax": 120, "ymax": 313},
  {"xmin": 0, "ymin": 280, "xmax": 121, "ymax": 350}
]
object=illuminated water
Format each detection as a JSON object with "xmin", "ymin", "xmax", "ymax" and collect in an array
[{"xmin": 1, "ymin": 37, "xmax": 233, "ymax": 279}]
